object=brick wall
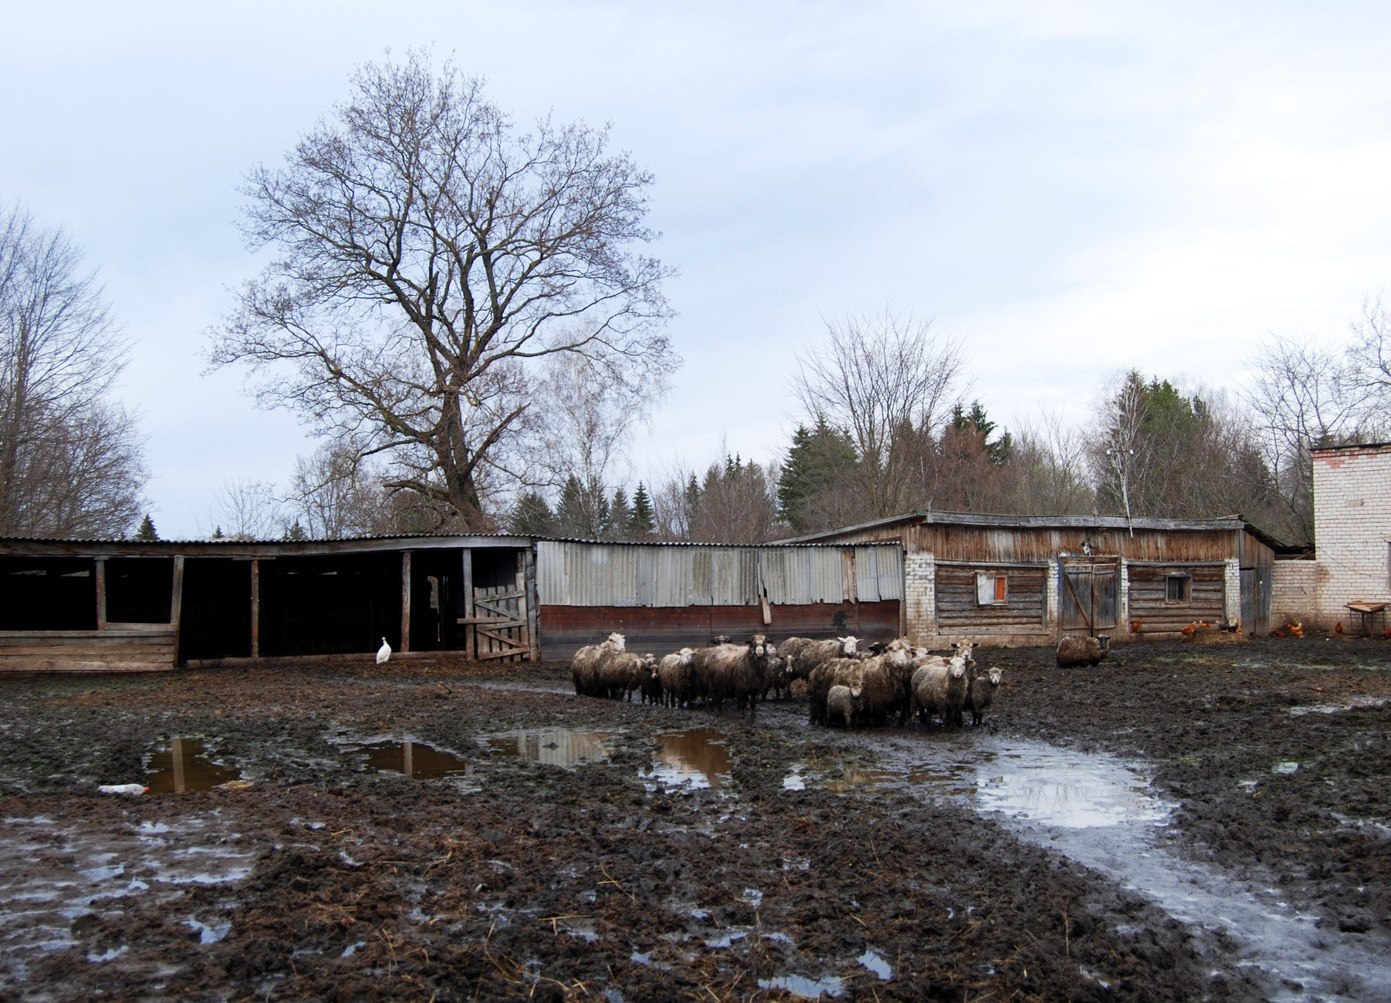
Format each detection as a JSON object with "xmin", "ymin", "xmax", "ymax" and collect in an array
[
  {"xmin": 1312, "ymin": 445, "xmax": 1391, "ymax": 628},
  {"xmin": 1271, "ymin": 559, "xmax": 1317, "ymax": 627},
  {"xmin": 903, "ymin": 552, "xmax": 935, "ymax": 643}
]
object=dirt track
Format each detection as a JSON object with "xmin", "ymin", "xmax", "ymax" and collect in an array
[{"xmin": 2, "ymin": 635, "xmax": 1391, "ymax": 1001}]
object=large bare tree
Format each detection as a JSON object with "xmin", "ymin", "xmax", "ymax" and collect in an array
[
  {"xmin": 790, "ymin": 308, "xmax": 967, "ymax": 519},
  {"xmin": 211, "ymin": 52, "xmax": 675, "ymax": 530},
  {"xmin": 0, "ymin": 203, "xmax": 146, "ymax": 537}
]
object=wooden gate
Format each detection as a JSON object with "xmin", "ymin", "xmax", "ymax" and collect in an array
[
  {"xmin": 461, "ymin": 584, "xmax": 532, "ymax": 661},
  {"xmin": 1060, "ymin": 558, "xmax": 1119, "ymax": 634}
]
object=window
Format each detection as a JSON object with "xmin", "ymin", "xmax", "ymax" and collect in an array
[
  {"xmin": 975, "ymin": 572, "xmax": 1008, "ymax": 605},
  {"xmin": 1166, "ymin": 574, "xmax": 1192, "ymax": 603}
]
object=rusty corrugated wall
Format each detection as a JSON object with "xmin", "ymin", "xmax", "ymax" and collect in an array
[{"xmin": 536, "ymin": 541, "xmax": 902, "ymax": 608}]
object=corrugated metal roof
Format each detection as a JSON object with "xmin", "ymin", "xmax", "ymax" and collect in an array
[{"xmin": 773, "ymin": 509, "xmax": 1256, "ymax": 544}]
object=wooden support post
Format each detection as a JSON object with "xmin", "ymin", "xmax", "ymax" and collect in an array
[
  {"xmin": 171, "ymin": 555, "xmax": 185, "ymax": 667},
  {"xmin": 250, "ymin": 559, "xmax": 260, "ymax": 659},
  {"xmin": 523, "ymin": 546, "xmax": 540, "ymax": 662},
  {"xmin": 400, "ymin": 550, "xmax": 412, "ymax": 654},
  {"xmin": 461, "ymin": 548, "xmax": 475, "ymax": 660},
  {"xmin": 95, "ymin": 558, "xmax": 107, "ymax": 631}
]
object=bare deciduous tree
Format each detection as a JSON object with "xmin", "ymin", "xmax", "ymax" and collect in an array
[
  {"xmin": 206, "ymin": 479, "xmax": 284, "ymax": 541},
  {"xmin": 1245, "ymin": 333, "xmax": 1378, "ymax": 543},
  {"xmin": 791, "ymin": 309, "xmax": 967, "ymax": 519},
  {"xmin": 210, "ymin": 51, "xmax": 675, "ymax": 531},
  {"xmin": 287, "ymin": 442, "xmax": 391, "ymax": 539},
  {"xmin": 1004, "ymin": 406, "xmax": 1095, "ymax": 517},
  {"xmin": 0, "ymin": 203, "xmax": 146, "ymax": 537}
]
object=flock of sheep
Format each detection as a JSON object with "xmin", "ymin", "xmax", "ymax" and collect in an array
[{"xmin": 569, "ymin": 632, "xmax": 1007, "ymax": 730}]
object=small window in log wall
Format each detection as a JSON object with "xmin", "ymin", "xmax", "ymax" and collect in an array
[
  {"xmin": 975, "ymin": 572, "xmax": 1008, "ymax": 606},
  {"xmin": 1166, "ymin": 574, "xmax": 1192, "ymax": 603}
]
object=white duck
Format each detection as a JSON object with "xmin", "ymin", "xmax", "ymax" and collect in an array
[{"xmin": 376, "ymin": 637, "xmax": 392, "ymax": 664}]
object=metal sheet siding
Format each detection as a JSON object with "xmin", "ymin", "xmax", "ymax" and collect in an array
[{"xmin": 536, "ymin": 541, "xmax": 903, "ymax": 609}]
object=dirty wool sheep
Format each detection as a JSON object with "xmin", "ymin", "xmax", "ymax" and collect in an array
[
  {"xmin": 910, "ymin": 655, "xmax": 969, "ymax": 727},
  {"xmin": 691, "ymin": 636, "xmax": 778, "ymax": 720},
  {"xmin": 599, "ymin": 652, "xmax": 657, "ymax": 701},
  {"xmin": 808, "ymin": 642, "xmax": 915, "ymax": 727},
  {"xmin": 777, "ymin": 635, "xmax": 859, "ymax": 688},
  {"xmin": 658, "ymin": 648, "xmax": 696, "ymax": 708},
  {"xmin": 964, "ymin": 666, "xmax": 1004, "ymax": 725},
  {"xmin": 1056, "ymin": 633, "xmax": 1110, "ymax": 668},
  {"xmin": 826, "ymin": 680, "xmax": 866, "ymax": 728},
  {"xmin": 571, "ymin": 632, "xmax": 626, "ymax": 697}
]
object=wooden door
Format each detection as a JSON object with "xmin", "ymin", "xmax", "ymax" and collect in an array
[{"xmin": 1060, "ymin": 559, "xmax": 1119, "ymax": 633}]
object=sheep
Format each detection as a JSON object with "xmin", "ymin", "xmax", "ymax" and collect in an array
[
  {"xmin": 638, "ymin": 654, "xmax": 664, "ymax": 705},
  {"xmin": 826, "ymin": 681, "xmax": 866, "ymax": 728},
  {"xmin": 778, "ymin": 636, "xmax": 859, "ymax": 693},
  {"xmin": 1056, "ymin": 633, "xmax": 1110, "ymax": 668},
  {"xmin": 571, "ymin": 632, "xmax": 626, "ymax": 697},
  {"xmin": 909, "ymin": 654, "xmax": 970, "ymax": 727},
  {"xmin": 964, "ymin": 666, "xmax": 1003, "ymax": 725},
  {"xmin": 690, "ymin": 635, "xmax": 778, "ymax": 720},
  {"xmin": 807, "ymin": 644, "xmax": 915, "ymax": 727},
  {"xmin": 658, "ymin": 648, "xmax": 696, "ymax": 708}
]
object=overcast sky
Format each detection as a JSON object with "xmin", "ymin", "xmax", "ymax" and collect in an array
[{"xmin": 4, "ymin": 2, "xmax": 1391, "ymax": 538}]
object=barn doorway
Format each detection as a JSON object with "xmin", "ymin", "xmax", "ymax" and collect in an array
[{"xmin": 1060, "ymin": 558, "xmax": 1119, "ymax": 634}]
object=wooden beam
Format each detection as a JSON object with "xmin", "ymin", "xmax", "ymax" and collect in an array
[
  {"xmin": 400, "ymin": 550, "xmax": 412, "ymax": 654},
  {"xmin": 461, "ymin": 549, "xmax": 474, "ymax": 660},
  {"xmin": 524, "ymin": 546, "xmax": 540, "ymax": 661},
  {"xmin": 250, "ymin": 559, "xmax": 260, "ymax": 658},
  {"xmin": 95, "ymin": 558, "xmax": 106, "ymax": 631},
  {"xmin": 171, "ymin": 555, "xmax": 185, "ymax": 667}
]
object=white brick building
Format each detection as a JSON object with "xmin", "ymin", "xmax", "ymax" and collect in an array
[{"xmin": 1306, "ymin": 442, "xmax": 1391, "ymax": 630}]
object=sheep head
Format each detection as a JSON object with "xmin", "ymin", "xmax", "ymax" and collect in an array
[
  {"xmin": 607, "ymin": 632, "xmax": 627, "ymax": 651},
  {"xmin": 838, "ymin": 635, "xmax": 860, "ymax": 657}
]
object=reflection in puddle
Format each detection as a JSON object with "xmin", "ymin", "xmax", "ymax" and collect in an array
[
  {"xmin": 145, "ymin": 738, "xmax": 242, "ymax": 793},
  {"xmin": 355, "ymin": 740, "xmax": 473, "ymax": 779},
  {"xmin": 648, "ymin": 729, "xmax": 731, "ymax": 789},
  {"xmin": 973, "ymin": 745, "xmax": 1170, "ymax": 828},
  {"xmin": 487, "ymin": 729, "xmax": 617, "ymax": 768}
]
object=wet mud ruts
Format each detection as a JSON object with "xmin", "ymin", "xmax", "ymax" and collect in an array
[{"xmin": 1, "ymin": 635, "xmax": 1389, "ymax": 1000}]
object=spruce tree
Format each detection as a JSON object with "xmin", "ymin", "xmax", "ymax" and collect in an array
[
  {"xmin": 631, "ymin": 482, "xmax": 654, "ymax": 537},
  {"xmin": 133, "ymin": 514, "xmax": 159, "ymax": 542}
]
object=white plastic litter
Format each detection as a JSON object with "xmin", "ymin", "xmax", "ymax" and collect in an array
[{"xmin": 97, "ymin": 784, "xmax": 148, "ymax": 795}]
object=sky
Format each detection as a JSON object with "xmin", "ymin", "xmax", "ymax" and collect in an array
[{"xmin": 4, "ymin": 1, "xmax": 1391, "ymax": 538}]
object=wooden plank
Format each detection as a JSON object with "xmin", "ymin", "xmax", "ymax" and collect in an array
[
  {"xmin": 400, "ymin": 550, "xmax": 412, "ymax": 654},
  {"xmin": 171, "ymin": 555, "xmax": 185, "ymax": 666},
  {"xmin": 524, "ymin": 546, "xmax": 540, "ymax": 661},
  {"xmin": 250, "ymin": 559, "xmax": 260, "ymax": 658},
  {"xmin": 95, "ymin": 558, "xmax": 107, "ymax": 631},
  {"xmin": 461, "ymin": 549, "xmax": 474, "ymax": 660}
]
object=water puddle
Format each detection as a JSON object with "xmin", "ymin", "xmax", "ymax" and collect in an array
[
  {"xmin": 145, "ymin": 738, "xmax": 243, "ymax": 793},
  {"xmin": 350, "ymin": 739, "xmax": 474, "ymax": 779},
  {"xmin": 486, "ymin": 729, "xmax": 618, "ymax": 768},
  {"xmin": 858, "ymin": 948, "xmax": 892, "ymax": 980},
  {"xmin": 972, "ymin": 743, "xmax": 1171, "ymax": 828},
  {"xmin": 1289, "ymin": 695, "xmax": 1391, "ymax": 716},
  {"xmin": 0, "ymin": 812, "xmax": 254, "ymax": 986},
  {"xmin": 757, "ymin": 974, "xmax": 844, "ymax": 998},
  {"xmin": 645, "ymin": 729, "xmax": 732, "ymax": 789}
]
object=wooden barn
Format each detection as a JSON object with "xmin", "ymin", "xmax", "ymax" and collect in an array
[
  {"xmin": 0, "ymin": 534, "xmax": 537, "ymax": 673},
  {"xmin": 534, "ymin": 539, "xmax": 904, "ymax": 659},
  {"xmin": 779, "ymin": 511, "xmax": 1279, "ymax": 645}
]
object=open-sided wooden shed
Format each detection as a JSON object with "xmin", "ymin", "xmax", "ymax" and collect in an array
[{"xmin": 0, "ymin": 534, "xmax": 537, "ymax": 673}]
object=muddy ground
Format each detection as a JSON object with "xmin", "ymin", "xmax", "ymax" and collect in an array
[{"xmin": 2, "ymin": 636, "xmax": 1391, "ymax": 1002}]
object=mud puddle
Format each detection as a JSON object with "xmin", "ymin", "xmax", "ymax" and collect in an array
[
  {"xmin": 642, "ymin": 729, "xmax": 732, "ymax": 789},
  {"xmin": 0, "ymin": 811, "xmax": 255, "ymax": 983},
  {"xmin": 145, "ymin": 737, "xmax": 244, "ymax": 793}
]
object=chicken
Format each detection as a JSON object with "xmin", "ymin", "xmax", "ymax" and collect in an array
[
  {"xmin": 1289, "ymin": 622, "xmax": 1304, "ymax": 638},
  {"xmin": 1180, "ymin": 622, "xmax": 1197, "ymax": 637},
  {"xmin": 1272, "ymin": 629, "xmax": 1286, "ymax": 638},
  {"xmin": 1335, "ymin": 621, "xmax": 1344, "ymax": 635},
  {"xmin": 1130, "ymin": 619, "xmax": 1143, "ymax": 632}
]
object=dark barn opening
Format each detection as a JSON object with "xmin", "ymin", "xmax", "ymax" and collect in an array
[
  {"xmin": 180, "ymin": 559, "xmax": 252, "ymax": 660},
  {"xmin": 409, "ymin": 548, "xmax": 463, "ymax": 652},
  {"xmin": 472, "ymin": 548, "xmax": 520, "ymax": 589},
  {"xmin": 0, "ymin": 557, "xmax": 97, "ymax": 630},
  {"xmin": 106, "ymin": 558, "xmax": 173, "ymax": 624},
  {"xmin": 259, "ymin": 553, "xmax": 401, "ymax": 657}
]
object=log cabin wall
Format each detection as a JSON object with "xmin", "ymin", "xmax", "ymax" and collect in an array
[{"xmin": 777, "ymin": 513, "xmax": 1278, "ymax": 643}]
